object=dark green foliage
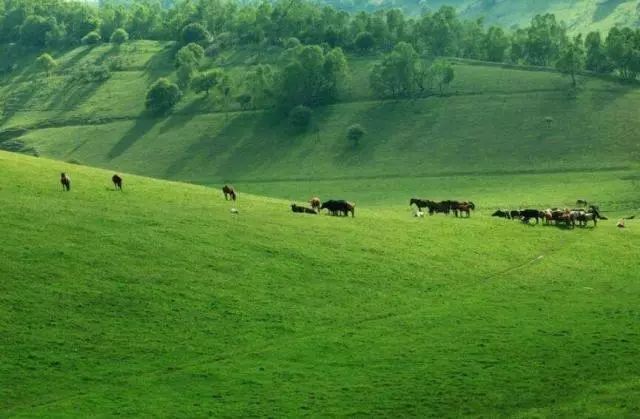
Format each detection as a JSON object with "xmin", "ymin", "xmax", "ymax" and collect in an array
[
  {"xmin": 277, "ymin": 45, "xmax": 348, "ymax": 110},
  {"xmin": 484, "ymin": 26, "xmax": 509, "ymax": 62},
  {"xmin": 145, "ymin": 78, "xmax": 182, "ymax": 114},
  {"xmin": 236, "ymin": 93, "xmax": 252, "ymax": 110},
  {"xmin": 346, "ymin": 123, "xmax": 365, "ymax": 145},
  {"xmin": 605, "ymin": 27, "xmax": 640, "ymax": 81},
  {"xmin": 585, "ymin": 32, "xmax": 610, "ymax": 74},
  {"xmin": 181, "ymin": 23, "xmax": 210, "ymax": 45},
  {"xmin": 175, "ymin": 43, "xmax": 204, "ymax": 89},
  {"xmin": 82, "ymin": 31, "xmax": 102, "ymax": 46},
  {"xmin": 19, "ymin": 15, "xmax": 55, "ymax": 47},
  {"xmin": 110, "ymin": 28, "xmax": 129, "ymax": 44},
  {"xmin": 191, "ymin": 70, "xmax": 224, "ymax": 97},
  {"xmin": 289, "ymin": 105, "xmax": 313, "ymax": 129},
  {"xmin": 556, "ymin": 35, "xmax": 585, "ymax": 87},
  {"xmin": 355, "ymin": 32, "xmax": 375, "ymax": 52},
  {"xmin": 370, "ymin": 42, "xmax": 419, "ymax": 98}
]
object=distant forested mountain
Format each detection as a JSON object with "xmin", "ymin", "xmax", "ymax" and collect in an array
[{"xmin": 323, "ymin": 0, "xmax": 640, "ymax": 33}]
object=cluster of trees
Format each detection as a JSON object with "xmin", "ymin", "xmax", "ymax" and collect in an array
[{"xmin": 5, "ymin": 0, "xmax": 640, "ymax": 85}]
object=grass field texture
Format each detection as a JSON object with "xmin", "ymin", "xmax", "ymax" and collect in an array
[{"xmin": 1, "ymin": 151, "xmax": 639, "ymax": 417}]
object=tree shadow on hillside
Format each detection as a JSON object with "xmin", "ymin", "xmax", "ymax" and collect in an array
[
  {"xmin": 158, "ymin": 98, "xmax": 206, "ymax": 135},
  {"xmin": 164, "ymin": 111, "xmax": 285, "ymax": 181},
  {"xmin": 593, "ymin": 0, "xmax": 626, "ymax": 22},
  {"xmin": 108, "ymin": 116, "xmax": 159, "ymax": 159},
  {"xmin": 144, "ymin": 45, "xmax": 176, "ymax": 83}
]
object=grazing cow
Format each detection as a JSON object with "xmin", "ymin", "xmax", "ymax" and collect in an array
[
  {"xmin": 575, "ymin": 206, "xmax": 605, "ymax": 227},
  {"xmin": 510, "ymin": 210, "xmax": 521, "ymax": 220},
  {"xmin": 617, "ymin": 219, "xmax": 625, "ymax": 228},
  {"xmin": 321, "ymin": 200, "xmax": 355, "ymax": 217},
  {"xmin": 414, "ymin": 210, "xmax": 425, "ymax": 218},
  {"xmin": 492, "ymin": 210, "xmax": 511, "ymax": 219},
  {"xmin": 309, "ymin": 197, "xmax": 321, "ymax": 211},
  {"xmin": 291, "ymin": 204, "xmax": 318, "ymax": 214},
  {"xmin": 60, "ymin": 173, "xmax": 71, "ymax": 191},
  {"xmin": 112, "ymin": 174, "xmax": 123, "ymax": 191},
  {"xmin": 222, "ymin": 185, "xmax": 237, "ymax": 201},
  {"xmin": 520, "ymin": 209, "xmax": 543, "ymax": 224}
]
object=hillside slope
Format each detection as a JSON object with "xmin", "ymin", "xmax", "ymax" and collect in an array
[
  {"xmin": 2, "ymin": 151, "xmax": 640, "ymax": 417},
  {"xmin": 1, "ymin": 42, "xmax": 639, "ymax": 204}
]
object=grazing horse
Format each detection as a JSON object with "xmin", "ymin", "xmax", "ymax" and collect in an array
[
  {"xmin": 576, "ymin": 206, "xmax": 604, "ymax": 227},
  {"xmin": 453, "ymin": 201, "xmax": 475, "ymax": 218},
  {"xmin": 520, "ymin": 209, "xmax": 543, "ymax": 224},
  {"xmin": 410, "ymin": 198, "xmax": 431, "ymax": 212},
  {"xmin": 309, "ymin": 197, "xmax": 321, "ymax": 211},
  {"xmin": 112, "ymin": 174, "xmax": 123, "ymax": 191},
  {"xmin": 291, "ymin": 204, "xmax": 318, "ymax": 214},
  {"xmin": 492, "ymin": 210, "xmax": 511, "ymax": 219},
  {"xmin": 60, "ymin": 173, "xmax": 71, "ymax": 191},
  {"xmin": 222, "ymin": 185, "xmax": 237, "ymax": 201},
  {"xmin": 321, "ymin": 200, "xmax": 355, "ymax": 217}
]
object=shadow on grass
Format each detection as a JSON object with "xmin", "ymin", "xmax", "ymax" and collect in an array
[
  {"xmin": 108, "ymin": 115, "xmax": 159, "ymax": 159},
  {"xmin": 593, "ymin": 0, "xmax": 626, "ymax": 22},
  {"xmin": 144, "ymin": 45, "xmax": 176, "ymax": 83}
]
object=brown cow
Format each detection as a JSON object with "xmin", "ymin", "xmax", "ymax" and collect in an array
[
  {"xmin": 60, "ymin": 173, "xmax": 71, "ymax": 191},
  {"xmin": 309, "ymin": 197, "xmax": 321, "ymax": 211},
  {"xmin": 222, "ymin": 185, "xmax": 236, "ymax": 201}
]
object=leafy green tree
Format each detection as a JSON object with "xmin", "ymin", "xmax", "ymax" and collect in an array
[
  {"xmin": 192, "ymin": 70, "xmax": 223, "ymax": 97},
  {"xmin": 355, "ymin": 32, "xmax": 375, "ymax": 52},
  {"xmin": 460, "ymin": 18, "xmax": 485, "ymax": 59},
  {"xmin": 556, "ymin": 35, "xmax": 585, "ymax": 87},
  {"xmin": 245, "ymin": 64, "xmax": 275, "ymax": 109},
  {"xmin": 584, "ymin": 32, "xmax": 609, "ymax": 73},
  {"xmin": 289, "ymin": 105, "xmax": 312, "ymax": 130},
  {"xmin": 605, "ymin": 27, "xmax": 640, "ymax": 81},
  {"xmin": 525, "ymin": 14, "xmax": 567, "ymax": 66},
  {"xmin": 82, "ymin": 31, "xmax": 102, "ymax": 46},
  {"xmin": 347, "ymin": 124, "xmax": 365, "ymax": 146},
  {"xmin": 36, "ymin": 53, "xmax": 57, "ymax": 76},
  {"xmin": 145, "ymin": 78, "xmax": 182, "ymax": 114},
  {"xmin": 418, "ymin": 6, "xmax": 461, "ymax": 57},
  {"xmin": 20, "ymin": 15, "xmax": 55, "ymax": 47},
  {"xmin": 277, "ymin": 45, "xmax": 348, "ymax": 110},
  {"xmin": 175, "ymin": 43, "xmax": 203, "ymax": 89},
  {"xmin": 370, "ymin": 42, "xmax": 419, "ymax": 98},
  {"xmin": 110, "ymin": 28, "xmax": 129, "ymax": 45},
  {"xmin": 431, "ymin": 59, "xmax": 455, "ymax": 94},
  {"xmin": 484, "ymin": 26, "xmax": 509, "ymax": 62},
  {"xmin": 181, "ymin": 23, "xmax": 210, "ymax": 45}
]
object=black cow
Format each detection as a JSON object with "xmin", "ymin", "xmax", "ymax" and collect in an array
[
  {"xmin": 510, "ymin": 210, "xmax": 521, "ymax": 219},
  {"xmin": 291, "ymin": 204, "xmax": 317, "ymax": 214},
  {"xmin": 491, "ymin": 210, "xmax": 511, "ymax": 219}
]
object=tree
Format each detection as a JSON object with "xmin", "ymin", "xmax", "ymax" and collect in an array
[
  {"xmin": 347, "ymin": 124, "xmax": 365, "ymax": 146},
  {"xmin": 36, "ymin": 53, "xmax": 57, "ymax": 76},
  {"xmin": 525, "ymin": 14, "xmax": 567, "ymax": 66},
  {"xmin": 431, "ymin": 59, "xmax": 455, "ymax": 94},
  {"xmin": 82, "ymin": 31, "xmax": 102, "ymax": 46},
  {"xmin": 484, "ymin": 26, "xmax": 509, "ymax": 62},
  {"xmin": 175, "ymin": 43, "xmax": 203, "ymax": 89},
  {"xmin": 20, "ymin": 15, "xmax": 55, "ymax": 47},
  {"xmin": 192, "ymin": 70, "xmax": 223, "ymax": 97},
  {"xmin": 556, "ymin": 35, "xmax": 584, "ymax": 87},
  {"xmin": 355, "ymin": 32, "xmax": 375, "ymax": 52},
  {"xmin": 181, "ymin": 23, "xmax": 210, "ymax": 45},
  {"xmin": 289, "ymin": 105, "xmax": 312, "ymax": 130},
  {"xmin": 605, "ymin": 27, "xmax": 640, "ymax": 81},
  {"xmin": 584, "ymin": 32, "xmax": 610, "ymax": 74},
  {"xmin": 245, "ymin": 64, "xmax": 274, "ymax": 109},
  {"xmin": 369, "ymin": 42, "xmax": 419, "ymax": 98},
  {"xmin": 110, "ymin": 28, "xmax": 129, "ymax": 45},
  {"xmin": 145, "ymin": 78, "xmax": 182, "ymax": 114}
]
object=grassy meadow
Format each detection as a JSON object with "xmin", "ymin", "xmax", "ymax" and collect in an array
[{"xmin": 1, "ymin": 151, "xmax": 639, "ymax": 417}]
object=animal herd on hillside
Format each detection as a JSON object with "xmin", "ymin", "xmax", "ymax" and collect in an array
[{"xmin": 56, "ymin": 174, "xmax": 630, "ymax": 228}]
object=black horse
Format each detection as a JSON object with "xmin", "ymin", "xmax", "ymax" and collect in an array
[
  {"xmin": 321, "ymin": 200, "xmax": 355, "ymax": 217},
  {"xmin": 60, "ymin": 173, "xmax": 71, "ymax": 191},
  {"xmin": 112, "ymin": 174, "xmax": 123, "ymax": 191}
]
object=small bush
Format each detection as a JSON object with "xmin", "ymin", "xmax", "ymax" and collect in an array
[
  {"xmin": 289, "ymin": 105, "xmax": 312, "ymax": 130},
  {"xmin": 181, "ymin": 23, "xmax": 210, "ymax": 45},
  {"xmin": 347, "ymin": 124, "xmax": 366, "ymax": 145},
  {"xmin": 110, "ymin": 28, "xmax": 129, "ymax": 45},
  {"xmin": 145, "ymin": 78, "xmax": 182, "ymax": 114},
  {"xmin": 82, "ymin": 31, "xmax": 102, "ymax": 45}
]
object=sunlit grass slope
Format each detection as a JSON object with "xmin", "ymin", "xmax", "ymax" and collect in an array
[{"xmin": 1, "ymin": 151, "xmax": 639, "ymax": 417}]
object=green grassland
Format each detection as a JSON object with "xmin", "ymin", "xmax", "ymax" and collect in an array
[{"xmin": 2, "ymin": 151, "xmax": 640, "ymax": 417}]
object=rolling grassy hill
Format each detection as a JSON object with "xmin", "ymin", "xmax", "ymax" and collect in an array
[
  {"xmin": 2, "ymin": 150, "xmax": 640, "ymax": 417},
  {"xmin": 1, "ymin": 41, "xmax": 640, "ymax": 206}
]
